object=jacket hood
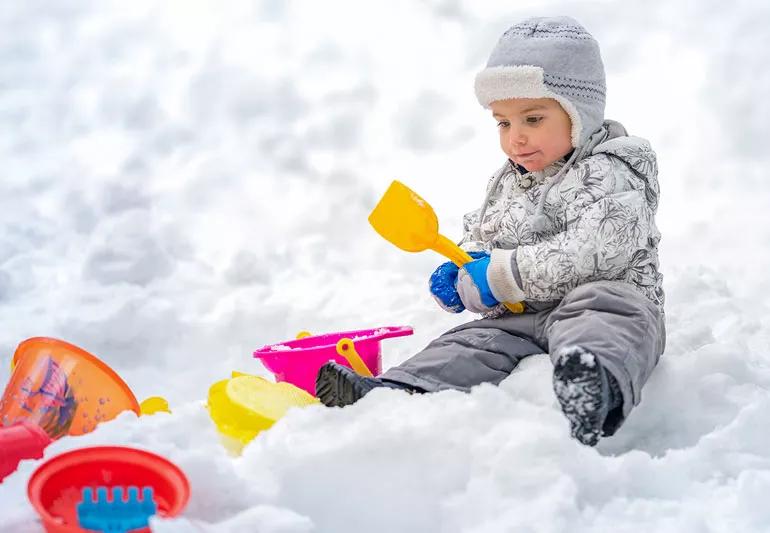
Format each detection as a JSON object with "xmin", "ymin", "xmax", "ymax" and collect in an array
[
  {"xmin": 526, "ymin": 119, "xmax": 632, "ymax": 233},
  {"xmin": 590, "ymin": 122, "xmax": 660, "ymax": 212}
]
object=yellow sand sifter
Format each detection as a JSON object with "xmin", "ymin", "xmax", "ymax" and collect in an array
[
  {"xmin": 207, "ymin": 372, "xmax": 320, "ymax": 455},
  {"xmin": 368, "ymin": 180, "xmax": 524, "ymax": 314}
]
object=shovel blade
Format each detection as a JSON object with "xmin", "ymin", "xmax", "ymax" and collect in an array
[{"xmin": 368, "ymin": 180, "xmax": 439, "ymax": 253}]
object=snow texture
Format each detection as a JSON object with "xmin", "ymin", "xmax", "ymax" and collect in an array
[{"xmin": 1, "ymin": 1, "xmax": 770, "ymax": 532}]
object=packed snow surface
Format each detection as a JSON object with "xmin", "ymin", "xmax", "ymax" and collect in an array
[{"xmin": 1, "ymin": 1, "xmax": 770, "ymax": 532}]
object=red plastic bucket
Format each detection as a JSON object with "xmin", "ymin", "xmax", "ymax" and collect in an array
[{"xmin": 28, "ymin": 446, "xmax": 190, "ymax": 533}]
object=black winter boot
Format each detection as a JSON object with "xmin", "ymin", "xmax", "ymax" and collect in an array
[
  {"xmin": 315, "ymin": 362, "xmax": 421, "ymax": 407},
  {"xmin": 552, "ymin": 346, "xmax": 622, "ymax": 446}
]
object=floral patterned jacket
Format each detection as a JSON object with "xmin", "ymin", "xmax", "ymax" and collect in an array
[{"xmin": 459, "ymin": 120, "xmax": 664, "ymax": 315}]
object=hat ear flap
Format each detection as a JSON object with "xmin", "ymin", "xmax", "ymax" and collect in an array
[{"xmin": 474, "ymin": 65, "xmax": 584, "ymax": 147}]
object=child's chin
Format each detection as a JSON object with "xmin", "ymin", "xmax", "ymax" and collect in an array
[
  {"xmin": 520, "ymin": 158, "xmax": 560, "ymax": 172},
  {"xmin": 520, "ymin": 162, "xmax": 545, "ymax": 172}
]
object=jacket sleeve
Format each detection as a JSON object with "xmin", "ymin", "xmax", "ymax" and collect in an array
[{"xmin": 487, "ymin": 155, "xmax": 653, "ymax": 303}]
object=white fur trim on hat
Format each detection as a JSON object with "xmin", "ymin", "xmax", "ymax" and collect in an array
[{"xmin": 475, "ymin": 65, "xmax": 583, "ymax": 147}]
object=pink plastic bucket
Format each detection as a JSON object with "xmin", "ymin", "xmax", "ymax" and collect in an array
[{"xmin": 253, "ymin": 326, "xmax": 413, "ymax": 396}]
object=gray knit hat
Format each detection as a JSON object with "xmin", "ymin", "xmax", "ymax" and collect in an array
[{"xmin": 474, "ymin": 16, "xmax": 606, "ymax": 148}]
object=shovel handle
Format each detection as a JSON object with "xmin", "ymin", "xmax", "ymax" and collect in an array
[
  {"xmin": 336, "ymin": 339, "xmax": 374, "ymax": 377},
  {"xmin": 434, "ymin": 235, "xmax": 525, "ymax": 314},
  {"xmin": 501, "ymin": 302, "xmax": 525, "ymax": 314},
  {"xmin": 434, "ymin": 235, "xmax": 474, "ymax": 267}
]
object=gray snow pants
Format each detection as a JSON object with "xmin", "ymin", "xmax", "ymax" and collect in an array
[{"xmin": 381, "ymin": 280, "xmax": 666, "ymax": 434}]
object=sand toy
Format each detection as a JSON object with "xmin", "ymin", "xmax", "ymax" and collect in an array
[
  {"xmin": 27, "ymin": 445, "xmax": 189, "ymax": 533},
  {"xmin": 368, "ymin": 180, "xmax": 524, "ymax": 314},
  {"xmin": 77, "ymin": 486, "xmax": 157, "ymax": 533},
  {"xmin": 208, "ymin": 373, "xmax": 320, "ymax": 455},
  {"xmin": 1, "ymin": 338, "xmax": 141, "ymax": 437},
  {"xmin": 0, "ymin": 421, "xmax": 52, "ymax": 482},
  {"xmin": 253, "ymin": 326, "xmax": 414, "ymax": 396},
  {"xmin": 0, "ymin": 338, "xmax": 168, "ymax": 482}
]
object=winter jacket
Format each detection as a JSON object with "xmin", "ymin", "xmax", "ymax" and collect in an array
[{"xmin": 459, "ymin": 120, "xmax": 664, "ymax": 316}]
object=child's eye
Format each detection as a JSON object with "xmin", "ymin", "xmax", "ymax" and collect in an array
[
  {"xmin": 526, "ymin": 116, "xmax": 544, "ymax": 125},
  {"xmin": 496, "ymin": 121, "xmax": 509, "ymax": 129}
]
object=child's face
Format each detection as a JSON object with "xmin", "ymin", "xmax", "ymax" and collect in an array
[{"xmin": 490, "ymin": 98, "xmax": 573, "ymax": 172}]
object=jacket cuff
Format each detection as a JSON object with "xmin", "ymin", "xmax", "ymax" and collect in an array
[{"xmin": 487, "ymin": 248, "xmax": 526, "ymax": 303}]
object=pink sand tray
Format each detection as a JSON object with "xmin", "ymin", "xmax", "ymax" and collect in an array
[{"xmin": 253, "ymin": 326, "xmax": 414, "ymax": 396}]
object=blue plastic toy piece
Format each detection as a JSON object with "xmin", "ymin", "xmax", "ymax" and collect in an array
[{"xmin": 77, "ymin": 486, "xmax": 157, "ymax": 533}]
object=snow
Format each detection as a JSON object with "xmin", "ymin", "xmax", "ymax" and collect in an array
[
  {"xmin": 1, "ymin": 1, "xmax": 770, "ymax": 532},
  {"xmin": 268, "ymin": 344, "xmax": 293, "ymax": 352},
  {"xmin": 578, "ymin": 349, "xmax": 596, "ymax": 368}
]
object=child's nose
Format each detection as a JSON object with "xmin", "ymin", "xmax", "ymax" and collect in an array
[{"xmin": 507, "ymin": 128, "xmax": 527, "ymax": 148}]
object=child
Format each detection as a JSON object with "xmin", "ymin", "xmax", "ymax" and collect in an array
[{"xmin": 316, "ymin": 16, "xmax": 665, "ymax": 446}]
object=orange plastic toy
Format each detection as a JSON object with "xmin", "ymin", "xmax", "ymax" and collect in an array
[
  {"xmin": 0, "ymin": 337, "xmax": 141, "ymax": 438},
  {"xmin": 28, "ymin": 446, "xmax": 190, "ymax": 533}
]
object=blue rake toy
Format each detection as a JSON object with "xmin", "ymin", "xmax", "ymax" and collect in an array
[{"xmin": 77, "ymin": 486, "xmax": 157, "ymax": 533}]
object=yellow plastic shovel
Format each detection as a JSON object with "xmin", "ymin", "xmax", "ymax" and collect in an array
[{"xmin": 368, "ymin": 180, "xmax": 524, "ymax": 314}]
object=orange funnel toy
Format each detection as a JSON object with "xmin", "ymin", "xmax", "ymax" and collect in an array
[{"xmin": 1, "ymin": 337, "xmax": 141, "ymax": 439}]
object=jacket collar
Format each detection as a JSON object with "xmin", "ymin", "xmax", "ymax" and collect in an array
[{"xmin": 507, "ymin": 149, "xmax": 575, "ymax": 179}]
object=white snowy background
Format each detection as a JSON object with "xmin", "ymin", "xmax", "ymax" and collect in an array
[{"xmin": 1, "ymin": 0, "xmax": 770, "ymax": 531}]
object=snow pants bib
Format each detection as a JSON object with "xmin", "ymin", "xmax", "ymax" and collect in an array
[{"xmin": 381, "ymin": 280, "xmax": 665, "ymax": 433}]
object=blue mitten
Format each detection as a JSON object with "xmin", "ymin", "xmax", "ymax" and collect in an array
[
  {"xmin": 429, "ymin": 251, "xmax": 488, "ymax": 313},
  {"xmin": 457, "ymin": 254, "xmax": 500, "ymax": 313}
]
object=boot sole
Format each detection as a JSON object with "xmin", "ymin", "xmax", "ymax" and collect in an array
[
  {"xmin": 552, "ymin": 347, "xmax": 608, "ymax": 447},
  {"xmin": 316, "ymin": 362, "xmax": 369, "ymax": 407}
]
